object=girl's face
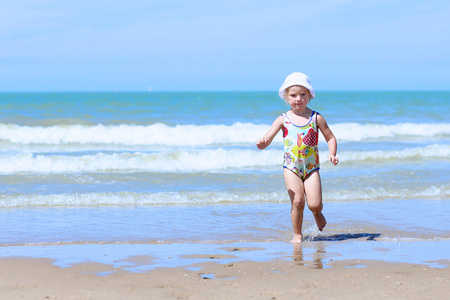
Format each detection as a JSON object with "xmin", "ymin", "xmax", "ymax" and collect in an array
[{"xmin": 286, "ymin": 85, "xmax": 311, "ymax": 110}]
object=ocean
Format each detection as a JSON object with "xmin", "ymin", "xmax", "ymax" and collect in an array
[{"xmin": 1, "ymin": 91, "xmax": 449, "ymax": 269}]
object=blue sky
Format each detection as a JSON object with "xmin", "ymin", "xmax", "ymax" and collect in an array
[{"xmin": 0, "ymin": 0, "xmax": 449, "ymax": 91}]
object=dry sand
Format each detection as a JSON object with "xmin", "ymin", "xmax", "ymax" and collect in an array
[{"xmin": 1, "ymin": 256, "xmax": 448, "ymax": 300}]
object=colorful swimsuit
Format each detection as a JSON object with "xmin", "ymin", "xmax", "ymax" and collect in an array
[{"xmin": 282, "ymin": 111, "xmax": 320, "ymax": 180}]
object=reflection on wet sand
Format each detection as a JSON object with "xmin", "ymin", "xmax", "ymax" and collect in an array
[{"xmin": 292, "ymin": 243, "xmax": 325, "ymax": 269}]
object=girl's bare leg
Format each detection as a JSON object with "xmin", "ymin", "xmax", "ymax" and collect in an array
[
  {"xmin": 283, "ymin": 169, "xmax": 306, "ymax": 243},
  {"xmin": 304, "ymin": 171, "xmax": 326, "ymax": 231}
]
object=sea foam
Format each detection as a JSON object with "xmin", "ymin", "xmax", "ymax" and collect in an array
[
  {"xmin": 0, "ymin": 144, "xmax": 448, "ymax": 174},
  {"xmin": 1, "ymin": 185, "xmax": 448, "ymax": 208},
  {"xmin": 0, "ymin": 122, "xmax": 449, "ymax": 146}
]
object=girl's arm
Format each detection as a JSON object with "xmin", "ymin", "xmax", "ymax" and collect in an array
[
  {"xmin": 316, "ymin": 114, "xmax": 339, "ymax": 165},
  {"xmin": 256, "ymin": 115, "xmax": 284, "ymax": 150}
]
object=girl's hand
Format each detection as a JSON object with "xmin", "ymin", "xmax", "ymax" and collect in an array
[
  {"xmin": 256, "ymin": 138, "xmax": 270, "ymax": 149},
  {"xmin": 328, "ymin": 154, "xmax": 339, "ymax": 165},
  {"xmin": 256, "ymin": 116, "xmax": 284, "ymax": 150}
]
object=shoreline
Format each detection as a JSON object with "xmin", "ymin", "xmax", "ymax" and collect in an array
[{"xmin": 2, "ymin": 240, "xmax": 449, "ymax": 270}]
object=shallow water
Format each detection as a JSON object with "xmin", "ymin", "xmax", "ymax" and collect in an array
[{"xmin": 1, "ymin": 199, "xmax": 448, "ymax": 246}]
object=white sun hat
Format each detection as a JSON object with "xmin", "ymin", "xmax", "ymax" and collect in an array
[{"xmin": 278, "ymin": 72, "xmax": 315, "ymax": 100}]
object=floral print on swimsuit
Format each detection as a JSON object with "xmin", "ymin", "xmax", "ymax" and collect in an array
[{"xmin": 282, "ymin": 111, "xmax": 320, "ymax": 179}]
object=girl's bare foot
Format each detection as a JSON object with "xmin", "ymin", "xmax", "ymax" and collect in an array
[
  {"xmin": 313, "ymin": 212, "xmax": 327, "ymax": 231},
  {"xmin": 290, "ymin": 234, "xmax": 303, "ymax": 244}
]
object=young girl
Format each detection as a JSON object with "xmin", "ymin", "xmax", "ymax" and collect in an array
[{"xmin": 257, "ymin": 72, "xmax": 339, "ymax": 244}]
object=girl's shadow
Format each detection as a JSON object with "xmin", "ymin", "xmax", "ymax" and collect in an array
[{"xmin": 305, "ymin": 233, "xmax": 381, "ymax": 241}]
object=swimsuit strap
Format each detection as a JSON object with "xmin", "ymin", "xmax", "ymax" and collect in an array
[
  {"xmin": 283, "ymin": 110, "xmax": 316, "ymax": 128},
  {"xmin": 312, "ymin": 111, "xmax": 318, "ymax": 131}
]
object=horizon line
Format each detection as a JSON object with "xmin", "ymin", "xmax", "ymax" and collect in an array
[{"xmin": 0, "ymin": 89, "xmax": 449, "ymax": 93}]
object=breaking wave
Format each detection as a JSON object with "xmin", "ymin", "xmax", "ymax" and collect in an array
[
  {"xmin": 0, "ymin": 122, "xmax": 448, "ymax": 146},
  {"xmin": 1, "ymin": 185, "xmax": 448, "ymax": 208},
  {"xmin": 0, "ymin": 144, "xmax": 448, "ymax": 174}
]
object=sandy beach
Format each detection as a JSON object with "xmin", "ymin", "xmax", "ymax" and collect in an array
[
  {"xmin": 1, "ymin": 254, "xmax": 448, "ymax": 300},
  {"xmin": 2, "ymin": 240, "xmax": 449, "ymax": 300}
]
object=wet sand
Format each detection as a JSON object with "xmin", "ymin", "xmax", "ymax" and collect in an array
[
  {"xmin": 1, "ymin": 256, "xmax": 448, "ymax": 300},
  {"xmin": 1, "ymin": 241, "xmax": 449, "ymax": 300}
]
